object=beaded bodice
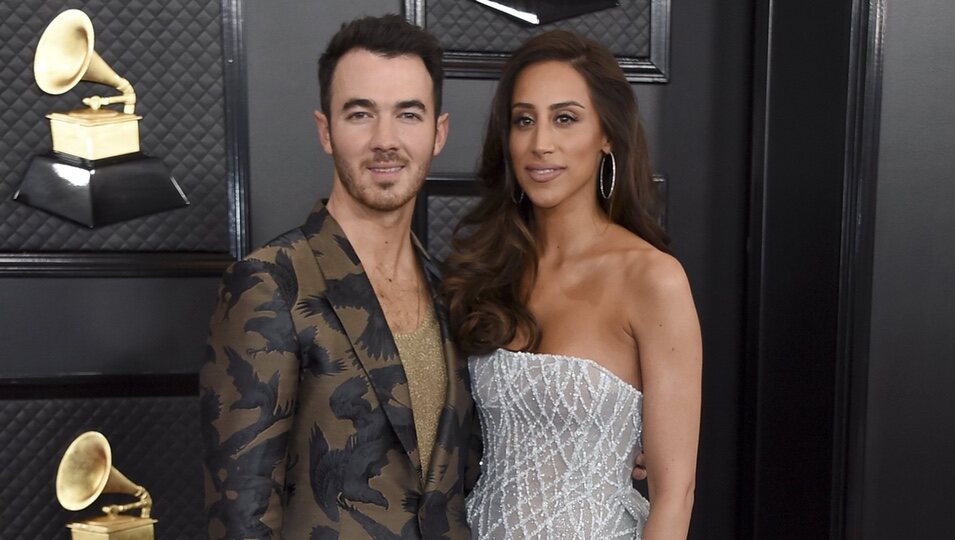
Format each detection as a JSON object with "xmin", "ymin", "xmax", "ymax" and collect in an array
[{"xmin": 465, "ymin": 349, "xmax": 649, "ymax": 539}]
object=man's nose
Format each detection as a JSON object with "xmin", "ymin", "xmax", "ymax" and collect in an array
[{"xmin": 370, "ymin": 116, "xmax": 399, "ymax": 151}]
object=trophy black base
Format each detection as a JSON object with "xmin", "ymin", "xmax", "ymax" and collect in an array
[{"xmin": 13, "ymin": 152, "xmax": 189, "ymax": 228}]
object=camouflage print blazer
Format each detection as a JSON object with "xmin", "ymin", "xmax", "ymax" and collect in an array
[{"xmin": 199, "ymin": 203, "xmax": 481, "ymax": 539}]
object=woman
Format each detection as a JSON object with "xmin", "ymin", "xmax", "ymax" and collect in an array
[{"xmin": 443, "ymin": 30, "xmax": 701, "ymax": 539}]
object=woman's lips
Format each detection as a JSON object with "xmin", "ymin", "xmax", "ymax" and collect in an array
[{"xmin": 525, "ymin": 165, "xmax": 565, "ymax": 182}]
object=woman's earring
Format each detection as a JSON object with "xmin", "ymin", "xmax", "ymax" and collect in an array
[{"xmin": 599, "ymin": 151, "xmax": 616, "ymax": 200}]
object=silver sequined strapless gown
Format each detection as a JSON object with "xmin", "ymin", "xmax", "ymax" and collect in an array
[{"xmin": 465, "ymin": 349, "xmax": 649, "ymax": 539}]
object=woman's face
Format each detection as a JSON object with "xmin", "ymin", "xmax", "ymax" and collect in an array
[{"xmin": 508, "ymin": 60, "xmax": 610, "ymax": 210}]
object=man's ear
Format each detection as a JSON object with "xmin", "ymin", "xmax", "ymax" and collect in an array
[
  {"xmin": 433, "ymin": 112, "xmax": 450, "ymax": 157},
  {"xmin": 314, "ymin": 110, "xmax": 333, "ymax": 155}
]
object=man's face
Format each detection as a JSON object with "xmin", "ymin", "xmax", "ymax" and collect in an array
[{"xmin": 316, "ymin": 49, "xmax": 449, "ymax": 212}]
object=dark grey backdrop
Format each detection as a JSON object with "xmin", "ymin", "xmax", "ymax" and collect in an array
[{"xmin": 864, "ymin": 0, "xmax": 955, "ymax": 537}]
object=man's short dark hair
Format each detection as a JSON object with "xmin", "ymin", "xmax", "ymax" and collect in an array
[{"xmin": 318, "ymin": 14, "xmax": 444, "ymax": 117}]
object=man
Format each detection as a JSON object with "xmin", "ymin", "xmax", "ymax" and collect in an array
[{"xmin": 199, "ymin": 15, "xmax": 479, "ymax": 539}]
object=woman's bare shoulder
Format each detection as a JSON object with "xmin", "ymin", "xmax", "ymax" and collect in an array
[
  {"xmin": 604, "ymin": 225, "xmax": 688, "ymax": 294},
  {"xmin": 603, "ymin": 228, "xmax": 698, "ymax": 352}
]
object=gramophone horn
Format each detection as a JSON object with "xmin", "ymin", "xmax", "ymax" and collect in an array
[
  {"xmin": 34, "ymin": 9, "xmax": 135, "ymax": 112},
  {"xmin": 55, "ymin": 431, "xmax": 144, "ymax": 511}
]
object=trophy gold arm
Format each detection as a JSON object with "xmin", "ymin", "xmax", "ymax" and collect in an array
[
  {"xmin": 101, "ymin": 483, "xmax": 152, "ymax": 518},
  {"xmin": 83, "ymin": 92, "xmax": 137, "ymax": 113},
  {"xmin": 76, "ymin": 52, "xmax": 137, "ymax": 114}
]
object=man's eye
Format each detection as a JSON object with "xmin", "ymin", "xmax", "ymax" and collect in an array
[
  {"xmin": 400, "ymin": 112, "xmax": 423, "ymax": 121},
  {"xmin": 347, "ymin": 111, "xmax": 371, "ymax": 120}
]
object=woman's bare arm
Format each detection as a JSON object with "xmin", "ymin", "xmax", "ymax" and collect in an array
[{"xmin": 629, "ymin": 253, "xmax": 702, "ymax": 540}]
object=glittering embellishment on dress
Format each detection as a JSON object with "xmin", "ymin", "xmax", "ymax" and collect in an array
[
  {"xmin": 393, "ymin": 303, "xmax": 447, "ymax": 477},
  {"xmin": 466, "ymin": 349, "xmax": 649, "ymax": 539}
]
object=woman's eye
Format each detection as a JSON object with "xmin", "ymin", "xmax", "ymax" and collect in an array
[
  {"xmin": 555, "ymin": 113, "xmax": 577, "ymax": 125},
  {"xmin": 513, "ymin": 115, "xmax": 534, "ymax": 127}
]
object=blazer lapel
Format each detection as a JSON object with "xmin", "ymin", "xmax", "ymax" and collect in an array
[
  {"xmin": 302, "ymin": 203, "xmax": 420, "ymax": 469},
  {"xmin": 415, "ymin": 239, "xmax": 470, "ymax": 493}
]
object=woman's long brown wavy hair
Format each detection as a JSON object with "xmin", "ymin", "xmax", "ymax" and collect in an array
[{"xmin": 442, "ymin": 29, "xmax": 669, "ymax": 356}]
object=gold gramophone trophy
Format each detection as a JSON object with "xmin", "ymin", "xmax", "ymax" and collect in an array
[
  {"xmin": 13, "ymin": 9, "xmax": 188, "ymax": 228},
  {"xmin": 56, "ymin": 432, "xmax": 157, "ymax": 540}
]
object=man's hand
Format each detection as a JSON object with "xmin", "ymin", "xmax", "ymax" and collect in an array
[{"xmin": 631, "ymin": 451, "xmax": 647, "ymax": 481}]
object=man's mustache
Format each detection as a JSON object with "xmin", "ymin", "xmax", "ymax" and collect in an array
[{"xmin": 368, "ymin": 150, "xmax": 408, "ymax": 164}]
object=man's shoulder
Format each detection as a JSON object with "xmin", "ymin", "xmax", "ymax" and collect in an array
[
  {"xmin": 251, "ymin": 227, "xmax": 310, "ymax": 259},
  {"xmin": 238, "ymin": 200, "xmax": 330, "ymax": 263},
  {"xmin": 223, "ymin": 225, "xmax": 310, "ymax": 280}
]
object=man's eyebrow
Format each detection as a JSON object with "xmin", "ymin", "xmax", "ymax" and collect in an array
[
  {"xmin": 342, "ymin": 98, "xmax": 376, "ymax": 110},
  {"xmin": 397, "ymin": 99, "xmax": 427, "ymax": 111}
]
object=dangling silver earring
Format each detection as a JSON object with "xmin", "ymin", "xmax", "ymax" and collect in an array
[{"xmin": 599, "ymin": 151, "xmax": 616, "ymax": 200}]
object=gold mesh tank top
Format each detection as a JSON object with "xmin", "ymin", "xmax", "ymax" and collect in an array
[{"xmin": 392, "ymin": 303, "xmax": 447, "ymax": 477}]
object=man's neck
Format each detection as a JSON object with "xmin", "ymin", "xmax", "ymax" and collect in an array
[
  {"xmin": 325, "ymin": 182, "xmax": 428, "ymax": 335},
  {"xmin": 325, "ymin": 184, "xmax": 417, "ymax": 272}
]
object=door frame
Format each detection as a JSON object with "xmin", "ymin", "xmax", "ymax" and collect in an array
[{"xmin": 741, "ymin": 1, "xmax": 885, "ymax": 537}]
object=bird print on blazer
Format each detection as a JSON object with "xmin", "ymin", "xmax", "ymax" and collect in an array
[{"xmin": 200, "ymin": 203, "xmax": 481, "ymax": 539}]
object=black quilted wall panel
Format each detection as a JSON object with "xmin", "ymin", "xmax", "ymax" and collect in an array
[
  {"xmin": 427, "ymin": 194, "xmax": 479, "ymax": 262},
  {"xmin": 424, "ymin": 0, "xmax": 651, "ymax": 57},
  {"xmin": 0, "ymin": 0, "xmax": 230, "ymax": 251},
  {"xmin": 0, "ymin": 397, "xmax": 203, "ymax": 538}
]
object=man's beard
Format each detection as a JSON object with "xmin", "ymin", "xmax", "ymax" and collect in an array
[{"xmin": 333, "ymin": 149, "xmax": 428, "ymax": 212}]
